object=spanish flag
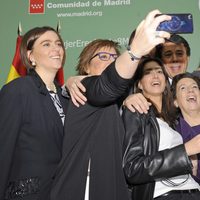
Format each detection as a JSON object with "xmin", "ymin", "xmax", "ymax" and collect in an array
[
  {"xmin": 6, "ymin": 32, "xmax": 64, "ymax": 86},
  {"xmin": 6, "ymin": 35, "xmax": 26, "ymax": 83},
  {"xmin": 55, "ymin": 67, "xmax": 64, "ymax": 86}
]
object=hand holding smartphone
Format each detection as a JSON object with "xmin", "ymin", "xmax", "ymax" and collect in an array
[{"xmin": 156, "ymin": 13, "xmax": 193, "ymax": 34}]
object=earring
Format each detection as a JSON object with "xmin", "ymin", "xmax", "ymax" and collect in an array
[
  {"xmin": 174, "ymin": 101, "xmax": 179, "ymax": 108},
  {"xmin": 31, "ymin": 61, "xmax": 36, "ymax": 66}
]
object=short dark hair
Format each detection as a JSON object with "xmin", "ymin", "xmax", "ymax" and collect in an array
[
  {"xmin": 20, "ymin": 26, "xmax": 66, "ymax": 71},
  {"xmin": 171, "ymin": 72, "xmax": 200, "ymax": 100},
  {"xmin": 155, "ymin": 34, "xmax": 191, "ymax": 58}
]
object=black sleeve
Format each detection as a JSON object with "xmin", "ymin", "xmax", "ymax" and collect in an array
[
  {"xmin": 82, "ymin": 61, "xmax": 131, "ymax": 107},
  {"xmin": 122, "ymin": 108, "xmax": 193, "ymax": 185},
  {"xmin": 0, "ymin": 82, "xmax": 23, "ymax": 199}
]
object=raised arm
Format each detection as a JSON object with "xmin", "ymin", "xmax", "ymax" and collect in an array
[
  {"xmin": 83, "ymin": 10, "xmax": 171, "ymax": 106},
  {"xmin": 115, "ymin": 10, "xmax": 171, "ymax": 79}
]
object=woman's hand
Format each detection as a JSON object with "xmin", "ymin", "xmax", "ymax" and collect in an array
[
  {"xmin": 130, "ymin": 9, "xmax": 172, "ymax": 58},
  {"xmin": 190, "ymin": 155, "xmax": 198, "ymax": 176},
  {"xmin": 65, "ymin": 75, "xmax": 87, "ymax": 107},
  {"xmin": 123, "ymin": 93, "xmax": 151, "ymax": 114},
  {"xmin": 184, "ymin": 134, "xmax": 200, "ymax": 156},
  {"xmin": 115, "ymin": 10, "xmax": 172, "ymax": 79}
]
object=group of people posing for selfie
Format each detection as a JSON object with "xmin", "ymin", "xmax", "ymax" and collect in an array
[{"xmin": 0, "ymin": 9, "xmax": 200, "ymax": 200}]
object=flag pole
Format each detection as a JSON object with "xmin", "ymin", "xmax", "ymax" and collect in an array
[
  {"xmin": 57, "ymin": 20, "xmax": 61, "ymax": 33},
  {"xmin": 6, "ymin": 22, "xmax": 26, "ymax": 83},
  {"xmin": 55, "ymin": 20, "xmax": 64, "ymax": 86},
  {"xmin": 18, "ymin": 22, "xmax": 22, "ymax": 36}
]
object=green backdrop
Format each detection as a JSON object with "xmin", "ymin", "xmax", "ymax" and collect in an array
[{"xmin": 0, "ymin": 0, "xmax": 200, "ymax": 88}]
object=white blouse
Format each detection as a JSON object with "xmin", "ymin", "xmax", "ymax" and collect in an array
[{"xmin": 154, "ymin": 118, "xmax": 200, "ymax": 198}]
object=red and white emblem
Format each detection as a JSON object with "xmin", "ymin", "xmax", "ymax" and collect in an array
[{"xmin": 29, "ymin": 0, "xmax": 45, "ymax": 14}]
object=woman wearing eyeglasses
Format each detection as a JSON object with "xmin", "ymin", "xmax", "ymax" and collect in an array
[
  {"xmin": 76, "ymin": 39, "xmax": 120, "ymax": 76},
  {"xmin": 51, "ymin": 10, "xmax": 172, "ymax": 200},
  {"xmin": 64, "ymin": 39, "xmax": 121, "ymax": 106}
]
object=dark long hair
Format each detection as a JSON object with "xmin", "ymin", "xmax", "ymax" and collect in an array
[{"xmin": 133, "ymin": 57, "xmax": 177, "ymax": 127}]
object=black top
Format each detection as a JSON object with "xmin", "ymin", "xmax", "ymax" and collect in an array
[{"xmin": 51, "ymin": 62, "xmax": 131, "ymax": 200}]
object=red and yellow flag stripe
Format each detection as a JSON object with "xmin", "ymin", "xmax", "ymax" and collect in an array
[{"xmin": 6, "ymin": 36, "xmax": 26, "ymax": 83}]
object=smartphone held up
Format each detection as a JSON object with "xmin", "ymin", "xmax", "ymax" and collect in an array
[{"xmin": 156, "ymin": 13, "xmax": 193, "ymax": 34}]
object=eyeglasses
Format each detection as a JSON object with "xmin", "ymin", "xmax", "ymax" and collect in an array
[{"xmin": 90, "ymin": 52, "xmax": 118, "ymax": 62}]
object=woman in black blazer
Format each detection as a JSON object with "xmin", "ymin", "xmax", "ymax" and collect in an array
[{"xmin": 0, "ymin": 26, "xmax": 68, "ymax": 200}]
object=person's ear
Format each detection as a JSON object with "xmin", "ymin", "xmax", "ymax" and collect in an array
[
  {"xmin": 27, "ymin": 50, "xmax": 32, "ymax": 60},
  {"xmin": 138, "ymin": 81, "xmax": 143, "ymax": 90},
  {"xmin": 27, "ymin": 50, "xmax": 36, "ymax": 66},
  {"xmin": 84, "ymin": 64, "xmax": 91, "ymax": 75},
  {"xmin": 85, "ymin": 68, "xmax": 90, "ymax": 74},
  {"xmin": 174, "ymin": 99, "xmax": 178, "ymax": 108}
]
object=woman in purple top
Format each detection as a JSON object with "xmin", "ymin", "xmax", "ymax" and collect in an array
[{"xmin": 172, "ymin": 72, "xmax": 200, "ymax": 183}]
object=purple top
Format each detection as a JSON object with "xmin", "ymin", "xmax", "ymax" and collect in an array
[{"xmin": 176, "ymin": 117, "xmax": 200, "ymax": 183}]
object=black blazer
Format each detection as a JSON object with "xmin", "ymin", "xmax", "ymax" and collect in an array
[{"xmin": 0, "ymin": 71, "xmax": 68, "ymax": 200}]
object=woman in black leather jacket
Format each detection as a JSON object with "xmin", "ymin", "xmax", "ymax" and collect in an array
[{"xmin": 122, "ymin": 57, "xmax": 200, "ymax": 200}]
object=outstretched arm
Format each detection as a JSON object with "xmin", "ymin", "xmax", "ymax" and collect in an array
[
  {"xmin": 115, "ymin": 10, "xmax": 171, "ymax": 79},
  {"xmin": 83, "ymin": 10, "xmax": 172, "ymax": 106}
]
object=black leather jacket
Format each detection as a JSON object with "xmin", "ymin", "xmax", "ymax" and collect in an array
[{"xmin": 122, "ymin": 107, "xmax": 193, "ymax": 200}]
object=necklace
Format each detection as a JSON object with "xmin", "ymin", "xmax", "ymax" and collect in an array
[{"xmin": 46, "ymin": 84, "xmax": 57, "ymax": 93}]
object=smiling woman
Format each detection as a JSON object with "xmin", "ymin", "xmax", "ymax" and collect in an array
[
  {"xmin": 76, "ymin": 39, "xmax": 121, "ymax": 76},
  {"xmin": 122, "ymin": 57, "xmax": 200, "ymax": 200},
  {"xmin": 0, "ymin": 26, "xmax": 68, "ymax": 200},
  {"xmin": 20, "ymin": 27, "xmax": 66, "ymax": 89},
  {"xmin": 172, "ymin": 72, "xmax": 200, "ymax": 184}
]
